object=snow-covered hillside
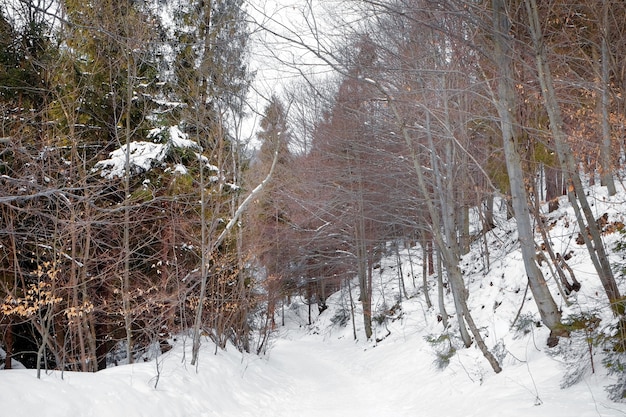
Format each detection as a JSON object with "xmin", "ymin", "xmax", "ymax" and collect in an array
[{"xmin": 3, "ymin": 184, "xmax": 626, "ymax": 417}]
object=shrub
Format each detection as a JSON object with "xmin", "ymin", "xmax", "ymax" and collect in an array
[{"xmin": 425, "ymin": 333, "xmax": 458, "ymax": 370}]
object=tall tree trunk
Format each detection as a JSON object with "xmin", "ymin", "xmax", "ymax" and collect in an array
[
  {"xmin": 524, "ymin": 0, "xmax": 622, "ymax": 315},
  {"xmin": 545, "ymin": 164, "xmax": 564, "ymax": 212},
  {"xmin": 483, "ymin": 194, "xmax": 495, "ymax": 232},
  {"xmin": 478, "ymin": 194, "xmax": 493, "ymax": 271},
  {"xmin": 436, "ymin": 250, "xmax": 449, "ymax": 329},
  {"xmin": 491, "ymin": 0, "xmax": 564, "ymax": 337},
  {"xmin": 459, "ymin": 204, "xmax": 470, "ymax": 255},
  {"xmin": 395, "ymin": 242, "xmax": 408, "ymax": 301},
  {"xmin": 69, "ymin": 206, "xmax": 87, "ymax": 371},
  {"xmin": 420, "ymin": 237, "xmax": 433, "ymax": 309},
  {"xmin": 600, "ymin": 0, "xmax": 616, "ymax": 195},
  {"xmin": 192, "ymin": 155, "xmax": 210, "ymax": 366},
  {"xmin": 122, "ymin": 50, "xmax": 134, "ymax": 365},
  {"xmin": 4, "ymin": 321, "xmax": 12, "ymax": 369},
  {"xmin": 347, "ymin": 278, "xmax": 358, "ymax": 341},
  {"xmin": 356, "ymin": 213, "xmax": 372, "ymax": 339}
]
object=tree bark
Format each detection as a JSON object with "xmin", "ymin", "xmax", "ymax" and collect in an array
[
  {"xmin": 436, "ymin": 250, "xmax": 449, "ymax": 329},
  {"xmin": 523, "ymin": 0, "xmax": 622, "ymax": 315},
  {"xmin": 491, "ymin": 0, "xmax": 564, "ymax": 336},
  {"xmin": 4, "ymin": 321, "xmax": 12, "ymax": 369},
  {"xmin": 599, "ymin": 0, "xmax": 616, "ymax": 195},
  {"xmin": 420, "ymin": 238, "xmax": 433, "ymax": 309}
]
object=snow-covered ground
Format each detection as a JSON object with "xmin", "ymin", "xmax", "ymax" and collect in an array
[
  {"xmin": 2, "ymin": 314, "xmax": 623, "ymax": 417},
  {"xmin": 4, "ymin": 184, "xmax": 626, "ymax": 416}
]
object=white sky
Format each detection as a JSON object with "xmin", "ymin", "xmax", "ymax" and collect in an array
[{"xmin": 242, "ymin": 0, "xmax": 342, "ymax": 145}]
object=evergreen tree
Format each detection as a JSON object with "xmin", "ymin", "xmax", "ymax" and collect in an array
[
  {"xmin": 60, "ymin": 0, "xmax": 163, "ymax": 147},
  {"xmin": 165, "ymin": 0, "xmax": 253, "ymax": 361},
  {"xmin": 170, "ymin": 0, "xmax": 249, "ymax": 151}
]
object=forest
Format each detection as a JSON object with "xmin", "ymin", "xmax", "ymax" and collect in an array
[{"xmin": 2, "ymin": 0, "xmax": 626, "ymax": 401}]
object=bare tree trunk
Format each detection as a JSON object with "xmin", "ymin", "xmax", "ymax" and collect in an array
[
  {"xmin": 459, "ymin": 204, "xmax": 470, "ymax": 255},
  {"xmin": 81, "ymin": 198, "xmax": 98, "ymax": 371},
  {"xmin": 491, "ymin": 0, "xmax": 564, "ymax": 338},
  {"xmin": 69, "ymin": 207, "xmax": 87, "ymax": 371},
  {"xmin": 356, "ymin": 214, "xmax": 372, "ymax": 339},
  {"xmin": 122, "ymin": 50, "xmax": 134, "ymax": 365},
  {"xmin": 483, "ymin": 194, "xmax": 495, "ymax": 232},
  {"xmin": 406, "ymin": 241, "xmax": 417, "ymax": 288},
  {"xmin": 524, "ymin": 0, "xmax": 622, "ymax": 315},
  {"xmin": 438, "ymin": 134, "xmax": 473, "ymax": 348},
  {"xmin": 600, "ymin": 0, "xmax": 616, "ymax": 196},
  {"xmin": 436, "ymin": 250, "xmax": 448, "ymax": 329},
  {"xmin": 545, "ymin": 165, "xmax": 564, "ymax": 211},
  {"xmin": 394, "ymin": 241, "xmax": 408, "ymax": 301},
  {"xmin": 192, "ymin": 153, "xmax": 210, "ymax": 366},
  {"xmin": 478, "ymin": 196, "xmax": 492, "ymax": 271},
  {"xmin": 347, "ymin": 278, "xmax": 357, "ymax": 341},
  {"xmin": 4, "ymin": 321, "xmax": 12, "ymax": 369},
  {"xmin": 420, "ymin": 238, "xmax": 433, "ymax": 309}
]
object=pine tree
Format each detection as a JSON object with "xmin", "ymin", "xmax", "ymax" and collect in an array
[{"xmin": 170, "ymin": 0, "xmax": 249, "ymax": 150}]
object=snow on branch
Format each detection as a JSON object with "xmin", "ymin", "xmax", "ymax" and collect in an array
[
  {"xmin": 93, "ymin": 126, "xmax": 204, "ymax": 179},
  {"xmin": 211, "ymin": 147, "xmax": 280, "ymax": 253}
]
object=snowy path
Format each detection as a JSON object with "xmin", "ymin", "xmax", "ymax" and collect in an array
[
  {"xmin": 246, "ymin": 328, "xmax": 626, "ymax": 417},
  {"xmin": 3, "ymin": 329, "xmax": 626, "ymax": 417},
  {"xmin": 264, "ymin": 337, "xmax": 411, "ymax": 417}
]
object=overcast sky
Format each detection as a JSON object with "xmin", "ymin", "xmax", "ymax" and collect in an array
[{"xmin": 242, "ymin": 0, "xmax": 342, "ymax": 144}]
